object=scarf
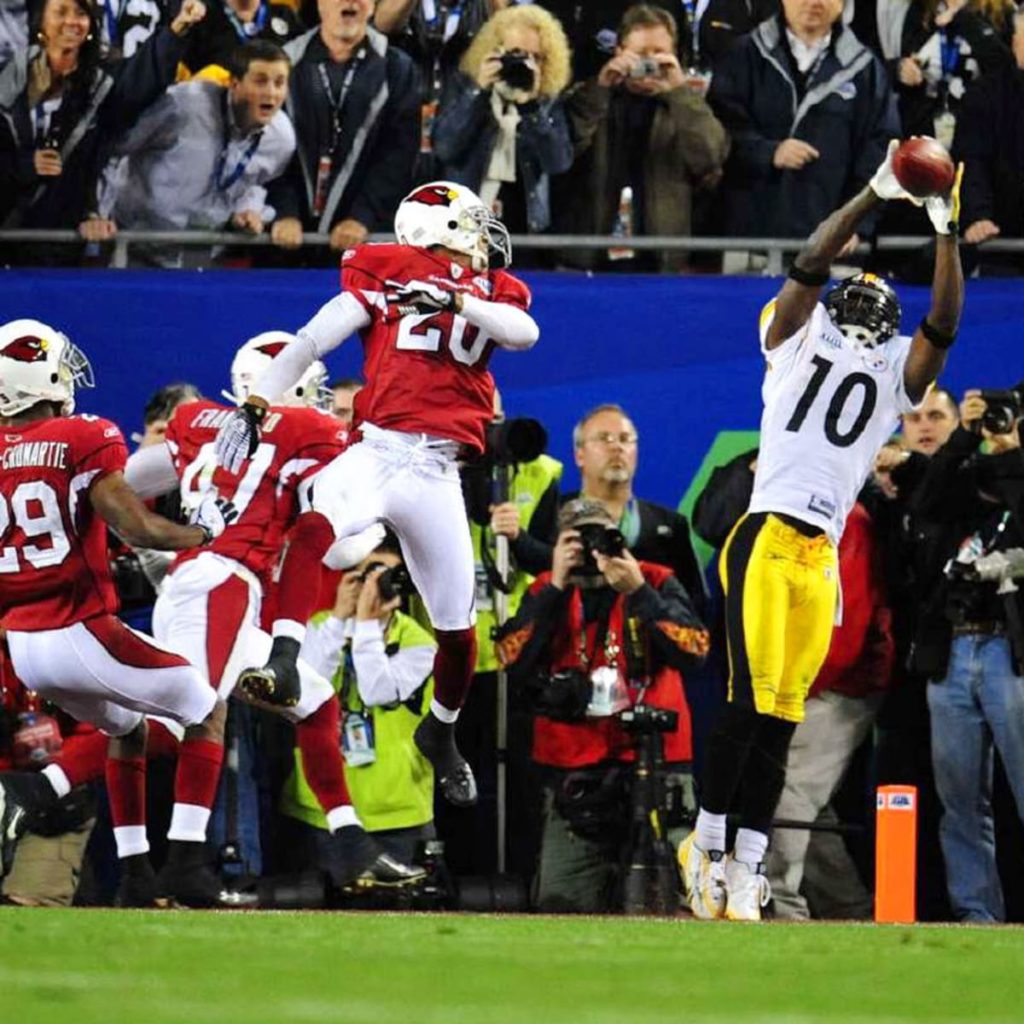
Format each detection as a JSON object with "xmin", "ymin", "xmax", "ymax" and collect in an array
[{"xmin": 480, "ymin": 85, "xmax": 519, "ymax": 209}]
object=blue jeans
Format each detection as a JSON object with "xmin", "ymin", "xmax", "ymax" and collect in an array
[{"xmin": 928, "ymin": 634, "xmax": 1024, "ymax": 922}]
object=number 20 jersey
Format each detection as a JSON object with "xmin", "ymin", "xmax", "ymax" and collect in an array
[
  {"xmin": 165, "ymin": 400, "xmax": 347, "ymax": 585},
  {"xmin": 340, "ymin": 243, "xmax": 532, "ymax": 453},
  {"xmin": 749, "ymin": 301, "xmax": 917, "ymax": 545},
  {"xmin": 0, "ymin": 415, "xmax": 127, "ymax": 630}
]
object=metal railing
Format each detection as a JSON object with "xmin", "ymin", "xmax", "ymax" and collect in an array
[{"xmin": 1, "ymin": 229, "xmax": 1022, "ymax": 275}]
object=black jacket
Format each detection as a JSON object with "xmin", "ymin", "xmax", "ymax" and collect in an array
[
  {"xmin": 270, "ymin": 26, "xmax": 419, "ymax": 233},
  {"xmin": 0, "ymin": 30, "xmax": 186, "ymax": 235},
  {"xmin": 708, "ymin": 16, "xmax": 899, "ymax": 239},
  {"xmin": 182, "ymin": 2, "xmax": 304, "ymax": 74},
  {"xmin": 692, "ymin": 447, "xmax": 758, "ymax": 550},
  {"xmin": 954, "ymin": 61, "xmax": 1024, "ymax": 237}
]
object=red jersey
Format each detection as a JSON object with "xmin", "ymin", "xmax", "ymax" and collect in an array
[
  {"xmin": 341, "ymin": 243, "xmax": 532, "ymax": 452},
  {"xmin": 167, "ymin": 399, "xmax": 346, "ymax": 583},
  {"xmin": 0, "ymin": 415, "xmax": 127, "ymax": 631}
]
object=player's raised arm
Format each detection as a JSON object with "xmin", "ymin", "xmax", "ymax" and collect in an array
[
  {"xmin": 765, "ymin": 141, "xmax": 915, "ymax": 350},
  {"xmin": 904, "ymin": 166, "xmax": 965, "ymax": 403}
]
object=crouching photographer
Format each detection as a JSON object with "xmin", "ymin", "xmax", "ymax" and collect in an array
[
  {"xmin": 908, "ymin": 384, "xmax": 1024, "ymax": 923},
  {"xmin": 496, "ymin": 499, "xmax": 709, "ymax": 913}
]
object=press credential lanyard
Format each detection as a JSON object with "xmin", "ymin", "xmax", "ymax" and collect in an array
[{"xmin": 318, "ymin": 46, "xmax": 365, "ymax": 153}]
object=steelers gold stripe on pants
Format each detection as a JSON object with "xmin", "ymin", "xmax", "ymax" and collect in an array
[{"xmin": 720, "ymin": 512, "xmax": 838, "ymax": 723}]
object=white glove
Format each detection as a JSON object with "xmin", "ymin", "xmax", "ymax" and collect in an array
[
  {"xmin": 869, "ymin": 139, "xmax": 923, "ymax": 205},
  {"xmin": 924, "ymin": 162, "xmax": 964, "ymax": 235},
  {"xmin": 191, "ymin": 493, "xmax": 239, "ymax": 543},
  {"xmin": 214, "ymin": 402, "xmax": 264, "ymax": 474},
  {"xmin": 385, "ymin": 280, "xmax": 457, "ymax": 317}
]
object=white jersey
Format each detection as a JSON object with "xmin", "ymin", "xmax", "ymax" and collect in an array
[{"xmin": 748, "ymin": 300, "xmax": 917, "ymax": 545}]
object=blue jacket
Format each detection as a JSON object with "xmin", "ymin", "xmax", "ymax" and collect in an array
[
  {"xmin": 708, "ymin": 17, "xmax": 899, "ymax": 238},
  {"xmin": 432, "ymin": 71, "xmax": 572, "ymax": 233}
]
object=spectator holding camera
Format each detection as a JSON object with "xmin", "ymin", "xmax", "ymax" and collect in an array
[
  {"xmin": 496, "ymin": 499, "xmax": 709, "ymax": 913},
  {"xmin": 707, "ymin": 0, "xmax": 898, "ymax": 247},
  {"xmin": 95, "ymin": 40, "xmax": 295, "ymax": 268},
  {"xmin": 557, "ymin": 4, "xmax": 727, "ymax": 273},
  {"xmin": 281, "ymin": 535, "xmax": 438, "ymax": 868},
  {"xmin": 0, "ymin": 0, "xmax": 208, "ymax": 265},
  {"xmin": 432, "ymin": 3, "xmax": 572, "ymax": 236},
  {"xmin": 905, "ymin": 385, "xmax": 1024, "ymax": 922}
]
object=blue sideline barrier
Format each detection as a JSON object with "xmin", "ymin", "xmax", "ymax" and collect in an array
[{"xmin": 1, "ymin": 269, "xmax": 1019, "ymax": 508}]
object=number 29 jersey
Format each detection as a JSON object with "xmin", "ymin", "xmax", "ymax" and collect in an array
[
  {"xmin": 749, "ymin": 301, "xmax": 917, "ymax": 545},
  {"xmin": 0, "ymin": 415, "xmax": 127, "ymax": 630},
  {"xmin": 340, "ymin": 243, "xmax": 532, "ymax": 453}
]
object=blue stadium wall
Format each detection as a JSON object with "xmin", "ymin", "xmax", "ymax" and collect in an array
[{"xmin": 1, "ymin": 270, "xmax": 1019, "ymax": 506}]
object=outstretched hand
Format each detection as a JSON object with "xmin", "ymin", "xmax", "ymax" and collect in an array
[
  {"xmin": 869, "ymin": 139, "xmax": 923, "ymax": 205},
  {"xmin": 924, "ymin": 162, "xmax": 963, "ymax": 236}
]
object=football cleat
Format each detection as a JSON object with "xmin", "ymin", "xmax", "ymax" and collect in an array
[
  {"xmin": 328, "ymin": 825, "xmax": 426, "ymax": 890},
  {"xmin": 677, "ymin": 832, "xmax": 727, "ymax": 920},
  {"xmin": 155, "ymin": 841, "xmax": 231, "ymax": 909},
  {"xmin": 724, "ymin": 856, "xmax": 772, "ymax": 922},
  {"xmin": 237, "ymin": 657, "xmax": 300, "ymax": 709},
  {"xmin": 413, "ymin": 715, "xmax": 478, "ymax": 807},
  {"xmin": 114, "ymin": 854, "xmax": 158, "ymax": 908},
  {"xmin": 0, "ymin": 771, "xmax": 61, "ymax": 875}
]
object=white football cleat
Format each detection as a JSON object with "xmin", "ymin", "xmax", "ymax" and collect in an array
[
  {"xmin": 724, "ymin": 856, "xmax": 771, "ymax": 921},
  {"xmin": 678, "ymin": 832, "xmax": 727, "ymax": 919}
]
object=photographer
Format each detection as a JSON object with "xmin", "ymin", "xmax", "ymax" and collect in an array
[
  {"xmin": 280, "ymin": 536, "xmax": 438, "ymax": 869},
  {"xmin": 908, "ymin": 385, "xmax": 1024, "ymax": 923},
  {"xmin": 555, "ymin": 3, "xmax": 728, "ymax": 272},
  {"xmin": 432, "ymin": 4, "xmax": 573, "ymax": 237},
  {"xmin": 496, "ymin": 499, "xmax": 709, "ymax": 913}
]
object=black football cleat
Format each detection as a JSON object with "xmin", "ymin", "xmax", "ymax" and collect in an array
[
  {"xmin": 413, "ymin": 714, "xmax": 478, "ymax": 808},
  {"xmin": 114, "ymin": 854, "xmax": 158, "ymax": 908},
  {"xmin": 328, "ymin": 824, "xmax": 426, "ymax": 890},
  {"xmin": 0, "ymin": 771, "xmax": 60, "ymax": 875},
  {"xmin": 155, "ymin": 841, "xmax": 229, "ymax": 909},
  {"xmin": 237, "ymin": 637, "xmax": 301, "ymax": 708}
]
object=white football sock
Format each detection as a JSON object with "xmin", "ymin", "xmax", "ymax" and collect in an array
[
  {"xmin": 694, "ymin": 809, "xmax": 727, "ymax": 854},
  {"xmin": 734, "ymin": 827, "xmax": 769, "ymax": 866}
]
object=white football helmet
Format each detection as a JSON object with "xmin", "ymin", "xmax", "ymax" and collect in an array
[
  {"xmin": 224, "ymin": 331, "xmax": 329, "ymax": 409},
  {"xmin": 0, "ymin": 318, "xmax": 94, "ymax": 417},
  {"xmin": 393, "ymin": 180, "xmax": 511, "ymax": 271}
]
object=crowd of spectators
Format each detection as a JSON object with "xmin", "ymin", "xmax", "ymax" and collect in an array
[{"xmin": 1, "ymin": 0, "xmax": 1022, "ymax": 270}]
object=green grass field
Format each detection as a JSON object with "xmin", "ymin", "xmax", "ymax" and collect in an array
[{"xmin": 4, "ymin": 908, "xmax": 1024, "ymax": 1023}]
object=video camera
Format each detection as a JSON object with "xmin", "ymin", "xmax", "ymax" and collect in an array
[
  {"xmin": 979, "ymin": 382, "xmax": 1024, "ymax": 435},
  {"xmin": 618, "ymin": 703, "xmax": 678, "ymax": 735}
]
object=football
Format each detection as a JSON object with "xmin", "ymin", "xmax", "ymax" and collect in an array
[{"xmin": 892, "ymin": 137, "xmax": 956, "ymax": 197}]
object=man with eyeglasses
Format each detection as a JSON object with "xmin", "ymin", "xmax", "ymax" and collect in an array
[{"xmin": 571, "ymin": 403, "xmax": 707, "ymax": 613}]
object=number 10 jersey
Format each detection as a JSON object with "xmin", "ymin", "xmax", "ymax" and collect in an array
[
  {"xmin": 340, "ymin": 243, "xmax": 532, "ymax": 454},
  {"xmin": 749, "ymin": 300, "xmax": 918, "ymax": 545}
]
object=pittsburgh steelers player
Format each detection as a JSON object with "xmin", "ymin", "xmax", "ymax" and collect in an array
[{"xmin": 679, "ymin": 142, "xmax": 964, "ymax": 920}]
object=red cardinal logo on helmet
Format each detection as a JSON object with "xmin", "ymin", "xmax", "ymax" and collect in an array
[
  {"xmin": 1, "ymin": 336, "xmax": 48, "ymax": 363},
  {"xmin": 407, "ymin": 185, "xmax": 457, "ymax": 207},
  {"xmin": 255, "ymin": 341, "xmax": 289, "ymax": 358}
]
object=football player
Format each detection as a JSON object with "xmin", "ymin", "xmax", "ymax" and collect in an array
[
  {"xmin": 0, "ymin": 319, "xmax": 237, "ymax": 907},
  {"xmin": 125, "ymin": 332, "xmax": 425, "ymax": 889},
  {"xmin": 214, "ymin": 181, "xmax": 540, "ymax": 808},
  {"xmin": 679, "ymin": 144, "xmax": 965, "ymax": 921}
]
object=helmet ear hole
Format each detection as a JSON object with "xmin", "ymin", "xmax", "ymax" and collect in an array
[
  {"xmin": 447, "ymin": 220, "xmax": 458, "ymax": 230},
  {"xmin": 50, "ymin": 373, "xmax": 59, "ymax": 383}
]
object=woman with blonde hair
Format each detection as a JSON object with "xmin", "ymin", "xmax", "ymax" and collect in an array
[{"xmin": 432, "ymin": 4, "xmax": 573, "ymax": 237}]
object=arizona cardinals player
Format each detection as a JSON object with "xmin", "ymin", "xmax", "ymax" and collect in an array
[
  {"xmin": 126, "ymin": 332, "xmax": 424, "ymax": 888},
  {"xmin": 214, "ymin": 182, "xmax": 539, "ymax": 808},
  {"xmin": 0, "ymin": 319, "xmax": 237, "ymax": 907}
]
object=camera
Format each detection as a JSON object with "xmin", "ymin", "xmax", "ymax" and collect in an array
[
  {"xmin": 498, "ymin": 49, "xmax": 536, "ymax": 92},
  {"xmin": 947, "ymin": 548, "xmax": 1024, "ymax": 587},
  {"xmin": 361, "ymin": 560, "xmax": 413, "ymax": 602},
  {"xmin": 980, "ymin": 383, "xmax": 1024, "ymax": 435},
  {"xmin": 627, "ymin": 56, "xmax": 663, "ymax": 79},
  {"xmin": 618, "ymin": 703, "xmax": 678, "ymax": 735},
  {"xmin": 575, "ymin": 523, "xmax": 626, "ymax": 575},
  {"xmin": 526, "ymin": 667, "xmax": 592, "ymax": 722},
  {"xmin": 485, "ymin": 415, "xmax": 547, "ymax": 467}
]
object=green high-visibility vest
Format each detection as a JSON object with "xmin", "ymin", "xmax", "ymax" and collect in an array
[
  {"xmin": 472, "ymin": 454, "xmax": 563, "ymax": 672},
  {"xmin": 278, "ymin": 611, "xmax": 436, "ymax": 833}
]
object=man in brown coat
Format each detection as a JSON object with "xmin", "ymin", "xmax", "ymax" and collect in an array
[{"xmin": 555, "ymin": 3, "xmax": 728, "ymax": 272}]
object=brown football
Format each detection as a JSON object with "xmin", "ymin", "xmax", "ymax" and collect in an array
[{"xmin": 892, "ymin": 137, "xmax": 956, "ymax": 197}]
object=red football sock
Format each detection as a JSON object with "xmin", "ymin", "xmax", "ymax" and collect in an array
[
  {"xmin": 173, "ymin": 737, "xmax": 223, "ymax": 809},
  {"xmin": 57, "ymin": 730, "xmax": 108, "ymax": 786},
  {"xmin": 147, "ymin": 719, "xmax": 181, "ymax": 760},
  {"xmin": 273, "ymin": 511, "xmax": 335, "ymax": 639},
  {"xmin": 432, "ymin": 627, "xmax": 477, "ymax": 712},
  {"xmin": 106, "ymin": 756, "xmax": 146, "ymax": 829},
  {"xmin": 296, "ymin": 698, "xmax": 351, "ymax": 815}
]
